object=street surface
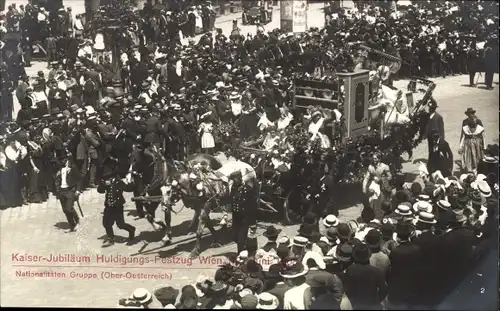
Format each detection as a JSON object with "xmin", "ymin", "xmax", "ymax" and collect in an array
[{"xmin": 1, "ymin": 1, "xmax": 499, "ymax": 308}]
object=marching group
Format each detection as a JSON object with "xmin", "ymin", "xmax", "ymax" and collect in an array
[{"xmin": 0, "ymin": 0, "xmax": 498, "ymax": 309}]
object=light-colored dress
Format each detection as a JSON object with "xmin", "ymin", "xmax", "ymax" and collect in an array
[
  {"xmin": 460, "ymin": 125, "xmax": 484, "ymax": 173},
  {"xmin": 200, "ymin": 122, "xmax": 215, "ymax": 149}
]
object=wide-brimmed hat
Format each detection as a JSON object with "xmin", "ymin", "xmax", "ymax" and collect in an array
[
  {"xmin": 323, "ymin": 214, "xmax": 340, "ymax": 228},
  {"xmin": 130, "ymin": 288, "xmax": 152, "ymax": 304},
  {"xmin": 334, "ymin": 243, "xmax": 353, "ymax": 262},
  {"xmin": 396, "ymin": 203, "xmax": 413, "ymax": 216},
  {"xmin": 413, "ymin": 201, "xmax": 433, "ymax": 213},
  {"xmin": 302, "ymin": 250, "xmax": 326, "ymax": 270},
  {"xmin": 364, "ymin": 229, "xmax": 383, "ymax": 249},
  {"xmin": 476, "ymin": 180, "xmax": 492, "ymax": 198},
  {"xmin": 277, "ymin": 236, "xmax": 292, "ymax": 248},
  {"xmin": 292, "ymin": 236, "xmax": 308, "ymax": 248},
  {"xmin": 483, "ymin": 156, "xmax": 498, "ymax": 163},
  {"xmin": 415, "ymin": 211, "xmax": 437, "ymax": 224},
  {"xmin": 464, "ymin": 108, "xmax": 476, "ymax": 115},
  {"xmin": 437, "ymin": 200, "xmax": 451, "ymax": 210},
  {"xmin": 257, "ymin": 292, "xmax": 279, "ymax": 310},
  {"xmin": 297, "ymin": 224, "xmax": 314, "ymax": 239},
  {"xmin": 396, "ymin": 223, "xmax": 413, "ymax": 239},
  {"xmin": 336, "ymin": 223, "xmax": 352, "ymax": 240},
  {"xmin": 280, "ymin": 260, "xmax": 309, "ymax": 279},
  {"xmin": 352, "ymin": 243, "xmax": 372, "ymax": 263},
  {"xmin": 263, "ymin": 225, "xmax": 282, "ymax": 239},
  {"xmin": 240, "ymin": 294, "xmax": 259, "ymax": 309}
]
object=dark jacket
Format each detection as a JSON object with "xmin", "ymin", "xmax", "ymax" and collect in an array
[
  {"xmin": 427, "ymin": 139, "xmax": 453, "ymax": 176},
  {"xmin": 387, "ymin": 241, "xmax": 423, "ymax": 304},
  {"xmin": 425, "ymin": 112, "xmax": 445, "ymax": 140},
  {"xmin": 267, "ymin": 282, "xmax": 290, "ymax": 309},
  {"xmin": 97, "ymin": 178, "xmax": 133, "ymax": 207},
  {"xmin": 54, "ymin": 163, "xmax": 83, "ymax": 194},
  {"xmin": 306, "ymin": 269, "xmax": 344, "ymax": 306},
  {"xmin": 344, "ymin": 263, "xmax": 387, "ymax": 308}
]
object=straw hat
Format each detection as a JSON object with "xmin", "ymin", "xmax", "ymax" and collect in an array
[
  {"xmin": 257, "ymin": 293, "xmax": 279, "ymax": 310},
  {"xmin": 323, "ymin": 214, "xmax": 340, "ymax": 228},
  {"xmin": 130, "ymin": 288, "xmax": 152, "ymax": 304}
]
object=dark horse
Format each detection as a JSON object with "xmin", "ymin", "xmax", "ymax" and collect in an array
[{"xmin": 132, "ymin": 152, "xmax": 224, "ymax": 251}]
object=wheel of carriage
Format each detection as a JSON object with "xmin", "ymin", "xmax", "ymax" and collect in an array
[{"xmin": 283, "ymin": 185, "xmax": 303, "ymax": 225}]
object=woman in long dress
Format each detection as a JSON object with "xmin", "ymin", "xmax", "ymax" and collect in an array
[
  {"xmin": 459, "ymin": 118, "xmax": 484, "ymax": 173},
  {"xmin": 2, "ymin": 136, "xmax": 26, "ymax": 208},
  {"xmin": 27, "ymin": 137, "xmax": 48, "ymax": 203}
]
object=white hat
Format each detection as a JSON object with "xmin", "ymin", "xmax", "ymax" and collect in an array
[
  {"xmin": 413, "ymin": 201, "xmax": 433, "ymax": 213},
  {"xmin": 257, "ymin": 292, "xmax": 279, "ymax": 310},
  {"xmin": 477, "ymin": 180, "xmax": 492, "ymax": 198},
  {"xmin": 85, "ymin": 106, "xmax": 96, "ymax": 116},
  {"xmin": 278, "ymin": 236, "xmax": 291, "ymax": 247},
  {"xmin": 164, "ymin": 304, "xmax": 176, "ymax": 309},
  {"xmin": 322, "ymin": 214, "xmax": 340, "ymax": 228},
  {"xmin": 292, "ymin": 236, "xmax": 308, "ymax": 248},
  {"xmin": 396, "ymin": 204, "xmax": 412, "ymax": 216},
  {"xmin": 302, "ymin": 251, "xmax": 326, "ymax": 270},
  {"xmin": 130, "ymin": 288, "xmax": 152, "ymax": 304},
  {"xmin": 415, "ymin": 211, "xmax": 437, "ymax": 224},
  {"xmin": 475, "ymin": 174, "xmax": 487, "ymax": 182}
]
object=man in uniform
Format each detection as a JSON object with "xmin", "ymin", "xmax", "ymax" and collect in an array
[
  {"xmin": 54, "ymin": 151, "xmax": 82, "ymax": 233},
  {"xmin": 229, "ymin": 170, "xmax": 256, "ymax": 254},
  {"xmin": 97, "ymin": 158, "xmax": 136, "ymax": 247}
]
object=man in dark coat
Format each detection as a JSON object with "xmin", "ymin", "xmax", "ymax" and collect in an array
[
  {"xmin": 83, "ymin": 72, "xmax": 98, "ymax": 108},
  {"xmin": 425, "ymin": 98, "xmax": 445, "ymax": 154},
  {"xmin": 97, "ymin": 159, "xmax": 136, "ymax": 247},
  {"xmin": 427, "ymin": 129, "xmax": 453, "ymax": 177},
  {"xmin": 54, "ymin": 152, "xmax": 83, "ymax": 233},
  {"xmin": 466, "ymin": 41, "xmax": 480, "ymax": 86},
  {"xmin": 344, "ymin": 243, "xmax": 387, "ymax": 310},
  {"xmin": 386, "ymin": 223, "xmax": 423, "ymax": 309},
  {"xmin": 483, "ymin": 39, "xmax": 497, "ymax": 90},
  {"xmin": 229, "ymin": 170, "xmax": 255, "ymax": 254}
]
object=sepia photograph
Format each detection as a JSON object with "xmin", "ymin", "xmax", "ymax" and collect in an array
[{"xmin": 0, "ymin": 0, "xmax": 498, "ymax": 309}]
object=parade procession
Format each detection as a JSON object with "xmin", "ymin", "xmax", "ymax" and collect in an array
[{"xmin": 0, "ymin": 0, "xmax": 498, "ymax": 309}]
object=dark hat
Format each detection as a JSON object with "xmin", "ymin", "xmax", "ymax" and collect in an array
[
  {"xmin": 154, "ymin": 286, "xmax": 179, "ymax": 305},
  {"xmin": 396, "ymin": 223, "xmax": 413, "ymax": 240},
  {"xmin": 37, "ymin": 70, "xmax": 44, "ymax": 76},
  {"xmin": 352, "ymin": 243, "xmax": 372, "ymax": 263},
  {"xmin": 380, "ymin": 222, "xmax": 394, "ymax": 240},
  {"xmin": 428, "ymin": 100, "xmax": 438, "ymax": 108},
  {"xmin": 465, "ymin": 108, "xmax": 476, "ymax": 115},
  {"xmin": 336, "ymin": 223, "xmax": 352, "ymax": 240},
  {"xmin": 364, "ymin": 229, "xmax": 383, "ymax": 249},
  {"xmin": 263, "ymin": 225, "xmax": 282, "ymax": 239},
  {"xmin": 326, "ymin": 227, "xmax": 338, "ymax": 241},
  {"xmin": 243, "ymin": 277, "xmax": 264, "ymax": 294},
  {"xmin": 297, "ymin": 224, "xmax": 314, "ymax": 239},
  {"xmin": 335, "ymin": 242, "xmax": 353, "ymax": 262}
]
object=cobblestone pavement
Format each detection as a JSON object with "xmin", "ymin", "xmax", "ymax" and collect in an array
[
  {"xmin": 2, "ymin": 1, "xmax": 499, "ymax": 308},
  {"xmin": 1, "ymin": 73, "xmax": 497, "ymax": 307}
]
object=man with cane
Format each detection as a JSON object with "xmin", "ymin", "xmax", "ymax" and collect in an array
[{"xmin": 54, "ymin": 150, "xmax": 83, "ymax": 233}]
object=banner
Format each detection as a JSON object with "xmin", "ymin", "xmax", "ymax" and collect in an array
[
  {"xmin": 292, "ymin": 0, "xmax": 307, "ymax": 33},
  {"xmin": 280, "ymin": 0, "xmax": 293, "ymax": 33}
]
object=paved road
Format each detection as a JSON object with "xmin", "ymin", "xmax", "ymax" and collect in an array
[
  {"xmin": 1, "ymin": 73, "xmax": 497, "ymax": 308},
  {"xmin": 2, "ymin": 2, "xmax": 499, "ymax": 308}
]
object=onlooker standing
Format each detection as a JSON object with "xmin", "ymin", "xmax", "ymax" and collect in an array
[
  {"xmin": 343, "ymin": 243, "xmax": 387, "ymax": 310},
  {"xmin": 45, "ymin": 33, "xmax": 57, "ymax": 68},
  {"xmin": 229, "ymin": 170, "xmax": 255, "ymax": 254},
  {"xmin": 386, "ymin": 223, "xmax": 423, "ymax": 309},
  {"xmin": 427, "ymin": 130, "xmax": 453, "ymax": 177},
  {"xmin": 425, "ymin": 99, "xmax": 445, "ymax": 154},
  {"xmin": 466, "ymin": 41, "xmax": 480, "ymax": 86},
  {"xmin": 459, "ymin": 118, "xmax": 484, "ymax": 173},
  {"xmin": 483, "ymin": 38, "xmax": 497, "ymax": 90}
]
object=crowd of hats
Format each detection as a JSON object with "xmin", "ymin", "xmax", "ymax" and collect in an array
[{"xmin": 119, "ymin": 166, "xmax": 496, "ymax": 308}]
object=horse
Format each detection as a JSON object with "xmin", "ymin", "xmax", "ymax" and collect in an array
[
  {"xmin": 161, "ymin": 159, "xmax": 257, "ymax": 258},
  {"xmin": 129, "ymin": 150, "xmax": 223, "ymax": 230}
]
